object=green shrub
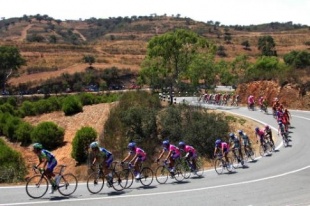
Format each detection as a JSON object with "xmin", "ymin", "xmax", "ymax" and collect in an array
[
  {"xmin": 2, "ymin": 115, "xmax": 22, "ymax": 141},
  {"xmin": 16, "ymin": 122, "xmax": 34, "ymax": 146},
  {"xmin": 19, "ymin": 101, "xmax": 36, "ymax": 116},
  {"xmin": 31, "ymin": 121, "xmax": 64, "ymax": 150},
  {"xmin": 71, "ymin": 126, "xmax": 97, "ymax": 164},
  {"xmin": 0, "ymin": 103, "xmax": 15, "ymax": 115},
  {"xmin": 0, "ymin": 138, "xmax": 27, "ymax": 183},
  {"xmin": 62, "ymin": 96, "xmax": 83, "ymax": 115},
  {"xmin": 78, "ymin": 93, "xmax": 95, "ymax": 105}
]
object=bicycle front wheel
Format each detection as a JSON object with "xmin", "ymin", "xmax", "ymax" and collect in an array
[
  {"xmin": 87, "ymin": 171, "xmax": 104, "ymax": 194},
  {"xmin": 174, "ymin": 163, "xmax": 185, "ymax": 182},
  {"xmin": 26, "ymin": 174, "xmax": 48, "ymax": 199},
  {"xmin": 140, "ymin": 167, "xmax": 153, "ymax": 186},
  {"xmin": 111, "ymin": 170, "xmax": 127, "ymax": 191},
  {"xmin": 155, "ymin": 166, "xmax": 169, "ymax": 184},
  {"xmin": 58, "ymin": 173, "xmax": 78, "ymax": 196},
  {"xmin": 123, "ymin": 169, "xmax": 134, "ymax": 189},
  {"xmin": 214, "ymin": 159, "xmax": 224, "ymax": 175},
  {"xmin": 195, "ymin": 158, "xmax": 204, "ymax": 177}
]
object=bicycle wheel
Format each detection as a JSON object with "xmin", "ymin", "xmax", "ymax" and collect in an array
[
  {"xmin": 86, "ymin": 171, "xmax": 104, "ymax": 194},
  {"xmin": 182, "ymin": 161, "xmax": 192, "ymax": 179},
  {"xmin": 247, "ymin": 148, "xmax": 256, "ymax": 161},
  {"xmin": 58, "ymin": 173, "xmax": 78, "ymax": 196},
  {"xmin": 225, "ymin": 157, "xmax": 234, "ymax": 172},
  {"xmin": 26, "ymin": 174, "xmax": 49, "ymax": 199},
  {"xmin": 123, "ymin": 169, "xmax": 134, "ymax": 189},
  {"xmin": 111, "ymin": 170, "xmax": 127, "ymax": 191},
  {"xmin": 139, "ymin": 167, "xmax": 153, "ymax": 186},
  {"xmin": 259, "ymin": 145, "xmax": 265, "ymax": 156},
  {"xmin": 174, "ymin": 163, "xmax": 185, "ymax": 182},
  {"xmin": 195, "ymin": 158, "xmax": 204, "ymax": 177},
  {"xmin": 283, "ymin": 134, "xmax": 289, "ymax": 147},
  {"xmin": 214, "ymin": 159, "xmax": 224, "ymax": 174},
  {"xmin": 155, "ymin": 166, "xmax": 169, "ymax": 184}
]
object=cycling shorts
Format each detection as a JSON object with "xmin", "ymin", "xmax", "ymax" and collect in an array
[{"xmin": 46, "ymin": 159, "xmax": 57, "ymax": 173}]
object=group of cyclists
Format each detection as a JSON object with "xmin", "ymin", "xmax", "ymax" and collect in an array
[
  {"xmin": 31, "ymin": 139, "xmax": 199, "ymax": 194},
  {"xmin": 199, "ymin": 92, "xmax": 240, "ymax": 106},
  {"xmin": 31, "ymin": 95, "xmax": 292, "ymax": 194}
]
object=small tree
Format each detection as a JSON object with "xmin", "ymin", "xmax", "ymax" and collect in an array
[
  {"xmin": 71, "ymin": 127, "xmax": 97, "ymax": 164},
  {"xmin": 62, "ymin": 95, "xmax": 83, "ymax": 115},
  {"xmin": 83, "ymin": 55, "xmax": 96, "ymax": 68},
  {"xmin": 257, "ymin": 35, "xmax": 277, "ymax": 56},
  {"xmin": 0, "ymin": 46, "xmax": 26, "ymax": 92},
  {"xmin": 241, "ymin": 40, "xmax": 250, "ymax": 50}
]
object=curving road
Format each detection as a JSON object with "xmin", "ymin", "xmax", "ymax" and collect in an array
[{"xmin": 1, "ymin": 97, "xmax": 310, "ymax": 206}]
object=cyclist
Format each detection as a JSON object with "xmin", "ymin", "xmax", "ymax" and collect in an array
[
  {"xmin": 156, "ymin": 140, "xmax": 180, "ymax": 175},
  {"xmin": 178, "ymin": 141, "xmax": 198, "ymax": 174},
  {"xmin": 121, "ymin": 142, "xmax": 146, "ymax": 179},
  {"xmin": 89, "ymin": 141, "xmax": 113, "ymax": 186},
  {"xmin": 32, "ymin": 143, "xmax": 59, "ymax": 194},
  {"xmin": 213, "ymin": 139, "xmax": 230, "ymax": 164},
  {"xmin": 228, "ymin": 133, "xmax": 244, "ymax": 164},
  {"xmin": 264, "ymin": 125, "xmax": 275, "ymax": 149},
  {"xmin": 255, "ymin": 127, "xmax": 266, "ymax": 148},
  {"xmin": 247, "ymin": 95, "xmax": 255, "ymax": 110},
  {"xmin": 238, "ymin": 130, "xmax": 252, "ymax": 153}
]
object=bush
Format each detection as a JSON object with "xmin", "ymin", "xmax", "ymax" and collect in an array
[
  {"xmin": 31, "ymin": 121, "xmax": 64, "ymax": 150},
  {"xmin": 78, "ymin": 93, "xmax": 95, "ymax": 105},
  {"xmin": 62, "ymin": 96, "xmax": 83, "ymax": 115},
  {"xmin": 19, "ymin": 101, "xmax": 36, "ymax": 116},
  {"xmin": 0, "ymin": 103, "xmax": 15, "ymax": 115},
  {"xmin": 0, "ymin": 138, "xmax": 27, "ymax": 183},
  {"xmin": 16, "ymin": 122, "xmax": 34, "ymax": 146},
  {"xmin": 71, "ymin": 127, "xmax": 97, "ymax": 164},
  {"xmin": 2, "ymin": 115, "xmax": 22, "ymax": 142}
]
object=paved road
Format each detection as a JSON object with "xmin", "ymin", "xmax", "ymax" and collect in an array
[{"xmin": 1, "ymin": 97, "xmax": 310, "ymax": 206}]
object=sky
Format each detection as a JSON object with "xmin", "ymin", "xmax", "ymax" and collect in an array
[{"xmin": 1, "ymin": 0, "xmax": 310, "ymax": 26}]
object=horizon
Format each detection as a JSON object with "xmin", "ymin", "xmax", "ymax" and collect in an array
[{"xmin": 1, "ymin": 0, "xmax": 310, "ymax": 26}]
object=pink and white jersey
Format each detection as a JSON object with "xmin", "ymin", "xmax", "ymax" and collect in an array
[
  {"xmin": 184, "ymin": 145, "xmax": 196, "ymax": 154},
  {"xmin": 167, "ymin": 144, "xmax": 180, "ymax": 155},
  {"xmin": 248, "ymin": 95, "xmax": 254, "ymax": 104},
  {"xmin": 256, "ymin": 129, "xmax": 265, "ymax": 139},
  {"xmin": 220, "ymin": 142, "xmax": 229, "ymax": 150},
  {"xmin": 131, "ymin": 147, "xmax": 146, "ymax": 158}
]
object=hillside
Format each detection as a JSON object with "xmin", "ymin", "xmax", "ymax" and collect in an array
[{"xmin": 0, "ymin": 15, "xmax": 309, "ymax": 89}]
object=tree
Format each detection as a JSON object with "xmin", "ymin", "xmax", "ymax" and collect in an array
[
  {"xmin": 257, "ymin": 35, "xmax": 277, "ymax": 56},
  {"xmin": 83, "ymin": 55, "xmax": 96, "ymax": 68},
  {"xmin": 140, "ymin": 29, "xmax": 215, "ymax": 104},
  {"xmin": 0, "ymin": 46, "xmax": 26, "ymax": 92},
  {"xmin": 241, "ymin": 40, "xmax": 250, "ymax": 50}
]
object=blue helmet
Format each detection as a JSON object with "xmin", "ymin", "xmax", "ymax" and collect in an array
[
  {"xmin": 178, "ymin": 141, "xmax": 185, "ymax": 148},
  {"xmin": 278, "ymin": 121, "xmax": 283, "ymax": 125},
  {"xmin": 128, "ymin": 142, "xmax": 136, "ymax": 150},
  {"xmin": 255, "ymin": 127, "xmax": 259, "ymax": 132},
  {"xmin": 238, "ymin": 130, "xmax": 243, "ymax": 135},
  {"xmin": 215, "ymin": 139, "xmax": 221, "ymax": 146},
  {"xmin": 229, "ymin": 133, "xmax": 235, "ymax": 138},
  {"xmin": 162, "ymin": 140, "xmax": 170, "ymax": 148}
]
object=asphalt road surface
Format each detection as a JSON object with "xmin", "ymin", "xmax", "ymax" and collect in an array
[{"xmin": 1, "ymin": 97, "xmax": 310, "ymax": 206}]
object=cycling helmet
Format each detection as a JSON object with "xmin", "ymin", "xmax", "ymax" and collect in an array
[
  {"xmin": 90, "ymin": 141, "xmax": 99, "ymax": 149},
  {"xmin": 229, "ymin": 133, "xmax": 235, "ymax": 138},
  {"xmin": 238, "ymin": 130, "xmax": 243, "ymax": 135},
  {"xmin": 265, "ymin": 125, "xmax": 270, "ymax": 129},
  {"xmin": 128, "ymin": 142, "xmax": 136, "ymax": 150},
  {"xmin": 162, "ymin": 140, "xmax": 170, "ymax": 148},
  {"xmin": 215, "ymin": 139, "xmax": 221, "ymax": 146},
  {"xmin": 255, "ymin": 127, "xmax": 259, "ymax": 132},
  {"xmin": 178, "ymin": 141, "xmax": 185, "ymax": 148},
  {"xmin": 33, "ymin": 143, "xmax": 42, "ymax": 150},
  {"xmin": 278, "ymin": 121, "xmax": 283, "ymax": 125}
]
